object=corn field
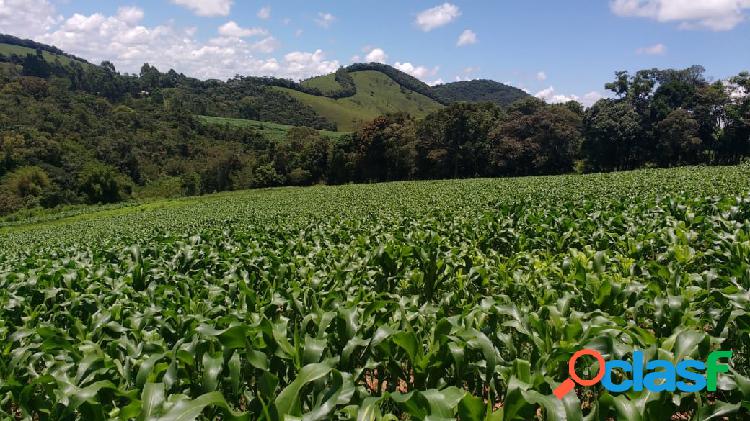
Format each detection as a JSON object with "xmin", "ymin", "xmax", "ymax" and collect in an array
[{"xmin": 1, "ymin": 165, "xmax": 750, "ymax": 420}]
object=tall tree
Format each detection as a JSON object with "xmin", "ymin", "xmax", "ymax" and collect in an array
[
  {"xmin": 415, "ymin": 103, "xmax": 502, "ymax": 179},
  {"xmin": 583, "ymin": 99, "xmax": 645, "ymax": 171},
  {"xmin": 488, "ymin": 98, "xmax": 582, "ymax": 176},
  {"xmin": 656, "ymin": 109, "xmax": 702, "ymax": 166},
  {"xmin": 352, "ymin": 113, "xmax": 416, "ymax": 182},
  {"xmin": 693, "ymin": 81, "xmax": 729, "ymax": 158},
  {"xmin": 722, "ymin": 72, "xmax": 750, "ymax": 162}
]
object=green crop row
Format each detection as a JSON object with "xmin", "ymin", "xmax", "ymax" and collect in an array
[{"xmin": 1, "ymin": 165, "xmax": 750, "ymax": 420}]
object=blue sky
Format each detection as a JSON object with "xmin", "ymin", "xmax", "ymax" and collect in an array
[{"xmin": 1, "ymin": 0, "xmax": 749, "ymax": 105}]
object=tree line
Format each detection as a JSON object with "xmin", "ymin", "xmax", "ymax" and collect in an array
[
  {"xmin": 0, "ymin": 50, "xmax": 748, "ymax": 216},
  {"xmin": 333, "ymin": 66, "xmax": 749, "ymax": 183}
]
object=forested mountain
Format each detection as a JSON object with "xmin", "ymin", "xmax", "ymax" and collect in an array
[
  {"xmin": 0, "ymin": 34, "xmax": 748, "ymax": 218},
  {"xmin": 432, "ymin": 80, "xmax": 529, "ymax": 106}
]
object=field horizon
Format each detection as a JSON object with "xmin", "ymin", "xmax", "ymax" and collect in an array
[{"xmin": 1, "ymin": 163, "xmax": 745, "ymax": 235}]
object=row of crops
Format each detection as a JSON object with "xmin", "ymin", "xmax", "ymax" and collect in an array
[{"xmin": 1, "ymin": 165, "xmax": 750, "ymax": 420}]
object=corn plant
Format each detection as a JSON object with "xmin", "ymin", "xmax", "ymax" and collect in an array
[{"xmin": 1, "ymin": 165, "xmax": 749, "ymax": 420}]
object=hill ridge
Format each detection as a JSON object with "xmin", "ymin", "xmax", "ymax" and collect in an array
[
  {"xmin": 0, "ymin": 34, "xmax": 89, "ymax": 64},
  {"xmin": 299, "ymin": 63, "xmax": 530, "ymax": 108},
  {"xmin": 0, "ymin": 33, "xmax": 530, "ymax": 132}
]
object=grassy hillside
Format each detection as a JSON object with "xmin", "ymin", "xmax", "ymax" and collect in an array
[
  {"xmin": 301, "ymin": 73, "xmax": 343, "ymax": 95},
  {"xmin": 0, "ymin": 43, "xmax": 83, "ymax": 66},
  {"xmin": 277, "ymin": 70, "xmax": 442, "ymax": 131},
  {"xmin": 198, "ymin": 115, "xmax": 349, "ymax": 141}
]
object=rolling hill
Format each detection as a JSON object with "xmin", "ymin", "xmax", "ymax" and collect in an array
[
  {"xmin": 301, "ymin": 72, "xmax": 344, "ymax": 95},
  {"xmin": 0, "ymin": 33, "xmax": 530, "ymax": 133},
  {"xmin": 432, "ymin": 79, "xmax": 529, "ymax": 106},
  {"xmin": 0, "ymin": 43, "xmax": 78, "ymax": 66},
  {"xmin": 279, "ymin": 70, "xmax": 443, "ymax": 131},
  {"xmin": 0, "ymin": 41, "xmax": 84, "ymax": 78},
  {"xmin": 0, "ymin": 34, "xmax": 89, "ymax": 66},
  {"xmin": 291, "ymin": 64, "xmax": 530, "ymax": 130},
  {"xmin": 0, "ymin": 35, "xmax": 92, "ymax": 80}
]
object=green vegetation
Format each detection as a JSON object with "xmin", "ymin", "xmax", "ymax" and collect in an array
[
  {"xmin": 1, "ymin": 34, "xmax": 749, "ymax": 228},
  {"xmin": 157, "ymin": 73, "xmax": 337, "ymax": 131},
  {"xmin": 301, "ymin": 73, "xmax": 342, "ymax": 95},
  {"xmin": 345, "ymin": 63, "xmax": 446, "ymax": 103},
  {"xmin": 301, "ymin": 67, "xmax": 528, "ymax": 108},
  {"xmin": 277, "ymin": 71, "xmax": 443, "ymax": 131},
  {"xmin": 0, "ymin": 35, "xmax": 88, "ymax": 67},
  {"xmin": 2, "ymin": 165, "xmax": 750, "ymax": 419},
  {"xmin": 300, "ymin": 68, "xmax": 357, "ymax": 99},
  {"xmin": 432, "ymin": 80, "xmax": 529, "ymax": 107},
  {"xmin": 0, "ymin": 43, "xmax": 80, "ymax": 67},
  {"xmin": 198, "ymin": 116, "xmax": 348, "ymax": 142},
  {"xmin": 0, "ymin": 35, "xmax": 337, "ymax": 130}
]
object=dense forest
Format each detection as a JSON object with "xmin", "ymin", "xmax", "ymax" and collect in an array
[
  {"xmin": 432, "ymin": 79, "xmax": 529, "ymax": 107},
  {"xmin": 0, "ymin": 35, "xmax": 748, "ymax": 216}
]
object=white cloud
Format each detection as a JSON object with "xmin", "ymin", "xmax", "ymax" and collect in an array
[
  {"xmin": 394, "ymin": 62, "xmax": 438, "ymax": 80},
  {"xmin": 283, "ymin": 49, "xmax": 340, "ymax": 79},
  {"xmin": 636, "ymin": 43, "xmax": 667, "ymax": 54},
  {"xmin": 257, "ymin": 6, "xmax": 271, "ymax": 20},
  {"xmin": 61, "ymin": 13, "xmax": 106, "ymax": 32},
  {"xmin": 0, "ymin": 0, "xmax": 62, "ymax": 39},
  {"xmin": 452, "ymin": 67, "xmax": 479, "ymax": 82},
  {"xmin": 456, "ymin": 29, "xmax": 478, "ymax": 46},
  {"xmin": 415, "ymin": 3, "xmax": 461, "ymax": 31},
  {"xmin": 582, "ymin": 91, "xmax": 604, "ymax": 106},
  {"xmin": 251, "ymin": 37, "xmax": 280, "ymax": 54},
  {"xmin": 315, "ymin": 12, "xmax": 336, "ymax": 28},
  {"xmin": 170, "ymin": 0, "xmax": 232, "ymax": 17},
  {"xmin": 365, "ymin": 47, "xmax": 388, "ymax": 63},
  {"xmin": 218, "ymin": 21, "xmax": 268, "ymax": 38},
  {"xmin": 535, "ymin": 86, "xmax": 581, "ymax": 104},
  {"xmin": 0, "ymin": 3, "xmax": 335, "ymax": 81},
  {"xmin": 536, "ymin": 71, "xmax": 547, "ymax": 81},
  {"xmin": 610, "ymin": 0, "xmax": 750, "ymax": 31},
  {"xmin": 428, "ymin": 78, "xmax": 445, "ymax": 86},
  {"xmin": 356, "ymin": 47, "xmax": 438, "ymax": 81},
  {"xmin": 611, "ymin": 0, "xmax": 659, "ymax": 17},
  {"xmin": 117, "ymin": 6, "xmax": 144, "ymax": 25},
  {"xmin": 536, "ymin": 87, "xmax": 604, "ymax": 107}
]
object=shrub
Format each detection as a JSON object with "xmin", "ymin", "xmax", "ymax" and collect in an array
[
  {"xmin": 251, "ymin": 163, "xmax": 284, "ymax": 188},
  {"xmin": 78, "ymin": 163, "xmax": 132, "ymax": 204},
  {"xmin": 288, "ymin": 167, "xmax": 312, "ymax": 186},
  {"xmin": 2, "ymin": 165, "xmax": 50, "ymax": 198}
]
